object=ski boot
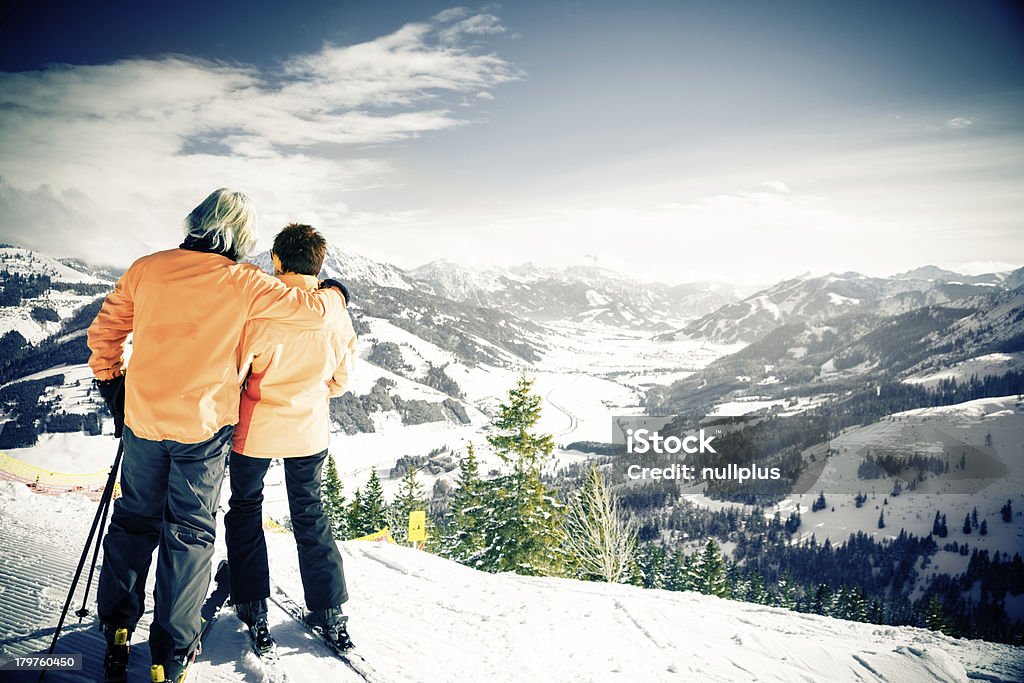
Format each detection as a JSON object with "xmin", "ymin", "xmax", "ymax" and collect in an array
[
  {"xmin": 149, "ymin": 649, "xmax": 196, "ymax": 683},
  {"xmin": 101, "ymin": 623, "xmax": 131, "ymax": 683},
  {"xmin": 309, "ymin": 606, "xmax": 354, "ymax": 653},
  {"xmin": 236, "ymin": 599, "xmax": 277, "ymax": 656}
]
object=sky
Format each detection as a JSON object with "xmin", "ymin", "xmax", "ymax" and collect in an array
[{"xmin": 0, "ymin": 0, "xmax": 1022, "ymax": 284}]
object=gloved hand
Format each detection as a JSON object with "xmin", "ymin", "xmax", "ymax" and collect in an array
[
  {"xmin": 319, "ymin": 278, "xmax": 350, "ymax": 305},
  {"xmin": 95, "ymin": 375, "xmax": 126, "ymax": 438}
]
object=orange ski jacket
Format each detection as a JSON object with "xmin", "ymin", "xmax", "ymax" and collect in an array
[
  {"xmin": 232, "ymin": 272, "xmax": 357, "ymax": 458},
  {"xmin": 87, "ymin": 248, "xmax": 347, "ymax": 444}
]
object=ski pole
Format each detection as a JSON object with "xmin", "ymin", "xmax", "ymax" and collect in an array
[
  {"xmin": 40, "ymin": 439, "xmax": 124, "ymax": 681},
  {"xmin": 75, "ymin": 457, "xmax": 119, "ymax": 622}
]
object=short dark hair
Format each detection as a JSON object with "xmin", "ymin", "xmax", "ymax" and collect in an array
[{"xmin": 272, "ymin": 223, "xmax": 327, "ymax": 276}]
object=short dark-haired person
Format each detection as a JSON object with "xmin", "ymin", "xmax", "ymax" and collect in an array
[{"xmin": 225, "ymin": 223, "xmax": 357, "ymax": 656}]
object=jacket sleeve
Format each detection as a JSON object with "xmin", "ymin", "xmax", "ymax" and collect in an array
[
  {"xmin": 238, "ymin": 266, "xmax": 345, "ymax": 326},
  {"xmin": 327, "ymin": 311, "xmax": 358, "ymax": 398},
  {"xmin": 87, "ymin": 263, "xmax": 139, "ymax": 380}
]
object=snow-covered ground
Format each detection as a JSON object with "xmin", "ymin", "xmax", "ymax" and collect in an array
[
  {"xmin": 903, "ymin": 353, "xmax": 1024, "ymax": 388},
  {"xmin": 1, "ymin": 481, "xmax": 1021, "ymax": 683},
  {"xmin": 773, "ymin": 396, "xmax": 1024, "ymax": 555},
  {"xmin": 0, "ymin": 290, "xmax": 103, "ymax": 344},
  {"xmin": 0, "ymin": 247, "xmax": 109, "ymax": 343}
]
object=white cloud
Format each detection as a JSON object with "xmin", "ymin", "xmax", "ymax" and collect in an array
[
  {"xmin": 956, "ymin": 260, "xmax": 1021, "ymax": 275},
  {"xmin": 0, "ymin": 10, "xmax": 520, "ymax": 264},
  {"xmin": 476, "ymin": 91, "xmax": 496, "ymax": 100},
  {"xmin": 760, "ymin": 180, "xmax": 790, "ymax": 193},
  {"xmin": 945, "ymin": 116, "xmax": 974, "ymax": 129},
  {"xmin": 439, "ymin": 13, "xmax": 507, "ymax": 44},
  {"xmin": 432, "ymin": 7, "xmax": 470, "ymax": 23}
]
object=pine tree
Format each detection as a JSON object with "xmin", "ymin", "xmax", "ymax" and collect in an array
[
  {"xmin": 321, "ymin": 453, "xmax": 348, "ymax": 540},
  {"xmin": 1001, "ymin": 499, "xmax": 1012, "ymax": 523},
  {"xmin": 442, "ymin": 443, "xmax": 486, "ymax": 563},
  {"xmin": 878, "ymin": 510, "xmax": 885, "ymax": 529},
  {"xmin": 811, "ymin": 584, "xmax": 832, "ymax": 615},
  {"xmin": 347, "ymin": 488, "xmax": 364, "ymax": 537},
  {"xmin": 486, "ymin": 372, "xmax": 555, "ymax": 472},
  {"xmin": 846, "ymin": 587, "xmax": 868, "ymax": 622},
  {"xmin": 696, "ymin": 539, "xmax": 730, "ymax": 598},
  {"xmin": 924, "ymin": 595, "xmax": 953, "ymax": 635},
  {"xmin": 963, "ymin": 514, "xmax": 972, "ymax": 535},
  {"xmin": 745, "ymin": 570, "xmax": 769, "ymax": 605},
  {"xmin": 473, "ymin": 469, "xmax": 564, "ymax": 576},
  {"xmin": 664, "ymin": 548, "xmax": 688, "ymax": 591},
  {"xmin": 979, "ymin": 519, "xmax": 988, "ymax": 536},
  {"xmin": 390, "ymin": 465, "xmax": 428, "ymax": 545},
  {"xmin": 360, "ymin": 469, "xmax": 387, "ymax": 535},
  {"xmin": 867, "ymin": 598, "xmax": 884, "ymax": 624},
  {"xmin": 472, "ymin": 374, "xmax": 564, "ymax": 576},
  {"xmin": 631, "ymin": 544, "xmax": 666, "ymax": 589},
  {"xmin": 562, "ymin": 465, "xmax": 637, "ymax": 583},
  {"xmin": 776, "ymin": 569, "xmax": 797, "ymax": 610}
]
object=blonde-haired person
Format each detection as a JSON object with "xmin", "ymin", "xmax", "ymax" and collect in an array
[{"xmin": 87, "ymin": 188, "xmax": 350, "ymax": 683}]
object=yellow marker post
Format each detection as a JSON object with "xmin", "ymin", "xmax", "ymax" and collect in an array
[{"xmin": 408, "ymin": 510, "xmax": 426, "ymax": 548}]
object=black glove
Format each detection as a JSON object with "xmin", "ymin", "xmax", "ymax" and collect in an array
[
  {"xmin": 96, "ymin": 375, "xmax": 126, "ymax": 438},
  {"xmin": 319, "ymin": 278, "xmax": 350, "ymax": 305}
]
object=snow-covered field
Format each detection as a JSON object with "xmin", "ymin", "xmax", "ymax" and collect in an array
[
  {"xmin": 0, "ymin": 247, "xmax": 108, "ymax": 343},
  {"xmin": 0, "ymin": 290, "xmax": 103, "ymax": 344},
  {"xmin": 903, "ymin": 353, "xmax": 1024, "ymax": 388},
  {"xmin": 774, "ymin": 396, "xmax": 1024, "ymax": 554},
  {"xmin": 1, "ymin": 481, "xmax": 1021, "ymax": 683}
]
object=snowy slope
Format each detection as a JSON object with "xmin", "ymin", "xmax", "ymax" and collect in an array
[
  {"xmin": 0, "ymin": 247, "xmax": 110, "ymax": 344},
  {"xmin": 903, "ymin": 353, "xmax": 1024, "ymax": 388},
  {"xmin": 0, "ymin": 247, "xmax": 107, "ymax": 285},
  {"xmin": 412, "ymin": 259, "xmax": 738, "ymax": 330},
  {"xmin": 677, "ymin": 270, "xmax": 1007, "ymax": 344},
  {"xmin": 0, "ymin": 291, "xmax": 102, "ymax": 344},
  {"xmin": 1, "ymin": 481, "xmax": 1021, "ymax": 683}
]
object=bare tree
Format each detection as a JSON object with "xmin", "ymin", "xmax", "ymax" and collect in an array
[{"xmin": 563, "ymin": 465, "xmax": 637, "ymax": 583}]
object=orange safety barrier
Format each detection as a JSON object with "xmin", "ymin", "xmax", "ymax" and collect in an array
[{"xmin": 0, "ymin": 452, "xmax": 118, "ymax": 501}]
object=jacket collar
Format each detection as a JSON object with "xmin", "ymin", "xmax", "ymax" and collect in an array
[
  {"xmin": 278, "ymin": 272, "xmax": 320, "ymax": 292},
  {"xmin": 179, "ymin": 232, "xmax": 237, "ymax": 261}
]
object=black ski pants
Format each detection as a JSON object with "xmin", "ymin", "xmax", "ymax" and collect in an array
[{"xmin": 224, "ymin": 449, "xmax": 347, "ymax": 612}]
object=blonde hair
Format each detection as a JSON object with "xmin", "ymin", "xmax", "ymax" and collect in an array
[{"xmin": 184, "ymin": 188, "xmax": 257, "ymax": 260}]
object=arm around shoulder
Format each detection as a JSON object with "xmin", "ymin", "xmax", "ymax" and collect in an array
[{"xmin": 238, "ymin": 265, "xmax": 346, "ymax": 327}]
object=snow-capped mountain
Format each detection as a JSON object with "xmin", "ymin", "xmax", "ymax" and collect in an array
[
  {"xmin": 249, "ymin": 246, "xmax": 414, "ymax": 290},
  {"xmin": 412, "ymin": 259, "xmax": 738, "ymax": 330},
  {"xmin": 676, "ymin": 269, "xmax": 1009, "ymax": 344},
  {"xmin": 247, "ymin": 246, "xmax": 544, "ymax": 371},
  {"xmin": 893, "ymin": 265, "xmax": 1009, "ymax": 286},
  {"xmin": 647, "ymin": 280, "xmax": 1024, "ymax": 418},
  {"xmin": 0, "ymin": 246, "xmax": 109, "ymax": 285},
  {"xmin": 0, "ymin": 247, "xmax": 112, "ymax": 345}
]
